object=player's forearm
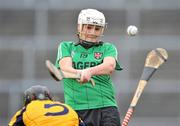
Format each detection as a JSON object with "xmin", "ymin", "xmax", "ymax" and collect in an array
[
  {"xmin": 89, "ymin": 62, "xmax": 115, "ymax": 75},
  {"xmin": 89, "ymin": 57, "xmax": 116, "ymax": 75},
  {"xmin": 59, "ymin": 57, "xmax": 80, "ymax": 74},
  {"xmin": 60, "ymin": 65, "xmax": 79, "ymax": 74}
]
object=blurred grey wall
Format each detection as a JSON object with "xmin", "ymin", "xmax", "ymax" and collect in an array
[{"xmin": 0, "ymin": 0, "xmax": 179, "ymax": 125}]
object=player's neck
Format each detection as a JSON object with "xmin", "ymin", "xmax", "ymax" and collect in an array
[{"xmin": 77, "ymin": 39, "xmax": 102, "ymax": 49}]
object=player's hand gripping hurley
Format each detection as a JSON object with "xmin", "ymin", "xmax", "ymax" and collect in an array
[
  {"xmin": 122, "ymin": 48, "xmax": 168, "ymax": 126},
  {"xmin": 45, "ymin": 60, "xmax": 95, "ymax": 86}
]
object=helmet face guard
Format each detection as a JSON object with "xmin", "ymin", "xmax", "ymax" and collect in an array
[
  {"xmin": 24, "ymin": 85, "xmax": 53, "ymax": 106},
  {"xmin": 77, "ymin": 9, "xmax": 107, "ymax": 39}
]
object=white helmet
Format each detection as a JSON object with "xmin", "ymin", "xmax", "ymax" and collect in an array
[{"xmin": 78, "ymin": 9, "xmax": 106, "ymax": 27}]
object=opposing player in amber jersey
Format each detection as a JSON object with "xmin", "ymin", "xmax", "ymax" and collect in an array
[
  {"xmin": 8, "ymin": 85, "xmax": 83, "ymax": 126},
  {"xmin": 55, "ymin": 9, "xmax": 123, "ymax": 126}
]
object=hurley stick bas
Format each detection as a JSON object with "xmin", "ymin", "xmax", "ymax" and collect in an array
[
  {"xmin": 122, "ymin": 48, "xmax": 168, "ymax": 126},
  {"xmin": 45, "ymin": 60, "xmax": 95, "ymax": 86}
]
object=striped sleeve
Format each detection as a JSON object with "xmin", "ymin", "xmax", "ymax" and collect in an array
[{"xmin": 8, "ymin": 108, "xmax": 26, "ymax": 126}]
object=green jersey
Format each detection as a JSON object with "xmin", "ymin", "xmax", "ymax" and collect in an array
[{"xmin": 55, "ymin": 41, "xmax": 122, "ymax": 110}]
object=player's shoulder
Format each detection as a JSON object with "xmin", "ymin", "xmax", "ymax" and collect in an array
[
  {"xmin": 12, "ymin": 108, "xmax": 24, "ymax": 117},
  {"xmin": 102, "ymin": 41, "xmax": 116, "ymax": 48},
  {"xmin": 59, "ymin": 41, "xmax": 75, "ymax": 44},
  {"xmin": 59, "ymin": 41, "xmax": 76, "ymax": 47}
]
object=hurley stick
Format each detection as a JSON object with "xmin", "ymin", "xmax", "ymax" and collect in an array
[{"xmin": 122, "ymin": 48, "xmax": 168, "ymax": 126}]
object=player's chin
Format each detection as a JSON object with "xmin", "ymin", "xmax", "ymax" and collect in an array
[
  {"xmin": 86, "ymin": 34, "xmax": 99, "ymax": 38},
  {"xmin": 85, "ymin": 37, "xmax": 99, "ymax": 42}
]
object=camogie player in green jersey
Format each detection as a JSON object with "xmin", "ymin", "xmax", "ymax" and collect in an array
[{"xmin": 55, "ymin": 9, "xmax": 123, "ymax": 126}]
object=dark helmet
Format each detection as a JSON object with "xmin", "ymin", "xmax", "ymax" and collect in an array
[{"xmin": 24, "ymin": 85, "xmax": 53, "ymax": 106}]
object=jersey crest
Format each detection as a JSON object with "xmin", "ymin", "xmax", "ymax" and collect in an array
[{"xmin": 94, "ymin": 52, "xmax": 103, "ymax": 59}]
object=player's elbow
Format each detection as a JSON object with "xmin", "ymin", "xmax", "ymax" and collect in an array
[
  {"xmin": 103, "ymin": 57, "xmax": 116, "ymax": 74},
  {"xmin": 107, "ymin": 63, "xmax": 115, "ymax": 74}
]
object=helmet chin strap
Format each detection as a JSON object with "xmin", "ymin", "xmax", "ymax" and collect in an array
[{"xmin": 76, "ymin": 38, "xmax": 103, "ymax": 49}]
